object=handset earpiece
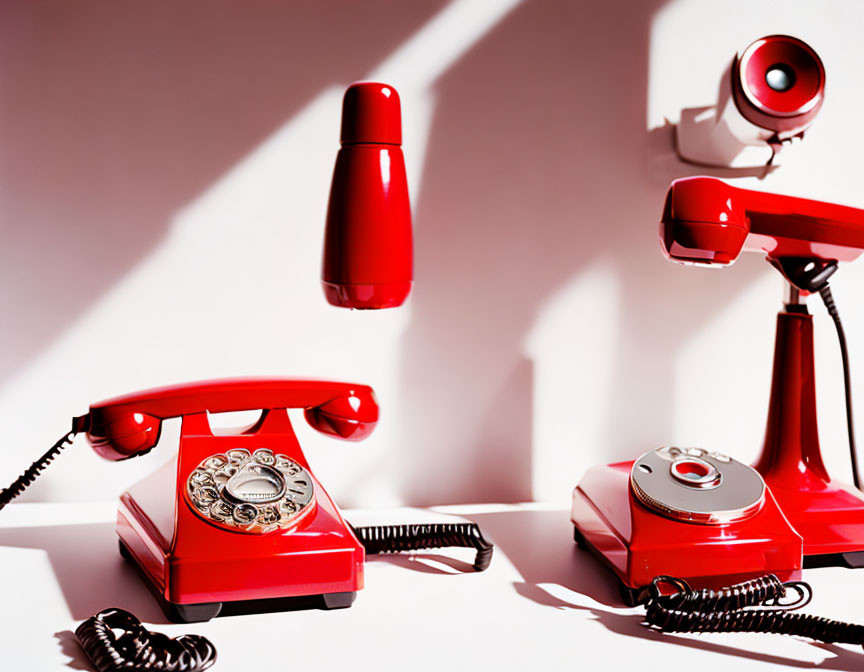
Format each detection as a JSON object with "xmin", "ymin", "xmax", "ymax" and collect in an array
[
  {"xmin": 82, "ymin": 410, "xmax": 162, "ymax": 461},
  {"xmin": 304, "ymin": 388, "xmax": 378, "ymax": 440},
  {"xmin": 660, "ymin": 177, "xmax": 749, "ymax": 265}
]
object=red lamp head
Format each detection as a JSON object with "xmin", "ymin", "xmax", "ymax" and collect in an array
[
  {"xmin": 321, "ymin": 82, "xmax": 413, "ymax": 309},
  {"xmin": 732, "ymin": 35, "xmax": 825, "ymax": 136}
]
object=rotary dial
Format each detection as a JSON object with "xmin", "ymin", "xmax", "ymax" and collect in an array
[{"xmin": 186, "ymin": 448, "xmax": 315, "ymax": 534}]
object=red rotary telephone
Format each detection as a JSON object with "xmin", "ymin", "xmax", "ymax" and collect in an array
[
  {"xmin": 79, "ymin": 379, "xmax": 375, "ymax": 623},
  {"xmin": 0, "ymin": 378, "xmax": 492, "ymax": 622},
  {"xmin": 572, "ymin": 177, "xmax": 864, "ymax": 602}
]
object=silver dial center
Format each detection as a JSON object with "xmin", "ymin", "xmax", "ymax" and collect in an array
[{"xmin": 186, "ymin": 448, "xmax": 315, "ymax": 534}]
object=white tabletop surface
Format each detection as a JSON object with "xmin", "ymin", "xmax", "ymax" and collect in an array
[{"xmin": 2, "ymin": 500, "xmax": 864, "ymax": 671}]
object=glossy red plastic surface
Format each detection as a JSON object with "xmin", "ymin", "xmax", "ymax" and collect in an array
[
  {"xmin": 117, "ymin": 409, "xmax": 365, "ymax": 606},
  {"xmin": 754, "ymin": 311, "xmax": 864, "ymax": 557},
  {"xmin": 83, "ymin": 378, "xmax": 377, "ymax": 460},
  {"xmin": 322, "ymin": 82, "xmax": 413, "ymax": 309},
  {"xmin": 340, "ymin": 82, "xmax": 402, "ymax": 145},
  {"xmin": 94, "ymin": 379, "xmax": 378, "ymax": 610},
  {"xmin": 661, "ymin": 177, "xmax": 864, "ymax": 265},
  {"xmin": 598, "ymin": 178, "xmax": 864, "ymax": 593},
  {"xmin": 732, "ymin": 35, "xmax": 825, "ymax": 133},
  {"xmin": 321, "ymin": 280, "xmax": 411, "ymax": 311},
  {"xmin": 571, "ymin": 462, "xmax": 802, "ymax": 590}
]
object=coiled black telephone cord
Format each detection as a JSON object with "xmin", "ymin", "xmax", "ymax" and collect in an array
[
  {"xmin": 644, "ymin": 574, "xmax": 864, "ymax": 648},
  {"xmin": 76, "ymin": 608, "xmax": 217, "ymax": 672},
  {"xmin": 351, "ymin": 522, "xmax": 494, "ymax": 571}
]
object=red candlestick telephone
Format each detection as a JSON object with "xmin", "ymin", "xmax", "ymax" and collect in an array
[
  {"xmin": 0, "ymin": 378, "xmax": 492, "ymax": 622},
  {"xmin": 572, "ymin": 176, "xmax": 864, "ymax": 603}
]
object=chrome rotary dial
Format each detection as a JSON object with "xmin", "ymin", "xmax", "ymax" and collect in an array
[
  {"xmin": 630, "ymin": 446, "xmax": 765, "ymax": 525},
  {"xmin": 186, "ymin": 448, "xmax": 315, "ymax": 533}
]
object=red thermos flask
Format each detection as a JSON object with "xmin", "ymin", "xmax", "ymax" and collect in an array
[{"xmin": 321, "ymin": 82, "xmax": 413, "ymax": 309}]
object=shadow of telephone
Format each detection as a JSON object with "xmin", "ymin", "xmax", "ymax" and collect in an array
[{"xmin": 0, "ymin": 379, "xmax": 492, "ymax": 622}]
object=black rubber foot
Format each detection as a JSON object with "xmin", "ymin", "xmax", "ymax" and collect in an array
[
  {"xmin": 167, "ymin": 601, "xmax": 223, "ymax": 624},
  {"xmin": 118, "ymin": 538, "xmax": 133, "ymax": 562},
  {"xmin": 573, "ymin": 526, "xmax": 588, "ymax": 549},
  {"xmin": 322, "ymin": 592, "xmax": 356, "ymax": 609},
  {"xmin": 619, "ymin": 581, "xmax": 644, "ymax": 607},
  {"xmin": 843, "ymin": 551, "xmax": 864, "ymax": 568},
  {"xmin": 217, "ymin": 592, "xmax": 357, "ymax": 619}
]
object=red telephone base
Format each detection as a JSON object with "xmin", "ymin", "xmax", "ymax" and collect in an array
[
  {"xmin": 571, "ymin": 461, "xmax": 803, "ymax": 604},
  {"xmin": 115, "ymin": 410, "xmax": 365, "ymax": 623},
  {"xmin": 766, "ymin": 478, "xmax": 864, "ymax": 565},
  {"xmin": 118, "ymin": 539, "xmax": 355, "ymax": 622}
]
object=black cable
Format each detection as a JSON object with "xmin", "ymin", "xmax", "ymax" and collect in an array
[
  {"xmin": 76, "ymin": 608, "xmax": 217, "ymax": 672},
  {"xmin": 351, "ymin": 522, "xmax": 493, "ymax": 571},
  {"xmin": 647, "ymin": 574, "xmax": 808, "ymax": 613},
  {"xmin": 0, "ymin": 431, "xmax": 77, "ymax": 513},
  {"xmin": 819, "ymin": 284, "xmax": 862, "ymax": 490},
  {"xmin": 644, "ymin": 575, "xmax": 864, "ymax": 648}
]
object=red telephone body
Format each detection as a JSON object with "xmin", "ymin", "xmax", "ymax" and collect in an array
[
  {"xmin": 573, "ymin": 177, "xmax": 864, "ymax": 601},
  {"xmin": 75, "ymin": 379, "xmax": 378, "ymax": 622},
  {"xmin": 571, "ymin": 459, "xmax": 803, "ymax": 595}
]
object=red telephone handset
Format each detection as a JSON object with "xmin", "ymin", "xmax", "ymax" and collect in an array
[
  {"xmin": 74, "ymin": 378, "xmax": 378, "ymax": 460},
  {"xmin": 660, "ymin": 176, "xmax": 864, "ymax": 265}
]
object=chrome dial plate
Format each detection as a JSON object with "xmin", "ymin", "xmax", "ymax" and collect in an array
[
  {"xmin": 630, "ymin": 446, "xmax": 765, "ymax": 525},
  {"xmin": 186, "ymin": 448, "xmax": 315, "ymax": 534}
]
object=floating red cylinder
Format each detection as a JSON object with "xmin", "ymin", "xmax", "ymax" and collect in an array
[{"xmin": 322, "ymin": 82, "xmax": 413, "ymax": 309}]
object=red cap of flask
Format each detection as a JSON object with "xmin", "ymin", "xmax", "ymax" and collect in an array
[
  {"xmin": 322, "ymin": 81, "xmax": 413, "ymax": 309},
  {"xmin": 340, "ymin": 82, "xmax": 402, "ymax": 145}
]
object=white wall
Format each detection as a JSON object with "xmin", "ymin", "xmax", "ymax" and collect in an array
[{"xmin": 1, "ymin": 0, "xmax": 863, "ymax": 508}]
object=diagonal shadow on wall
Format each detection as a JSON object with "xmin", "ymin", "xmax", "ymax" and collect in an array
[{"xmin": 0, "ymin": 0, "xmax": 446, "ymax": 384}]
